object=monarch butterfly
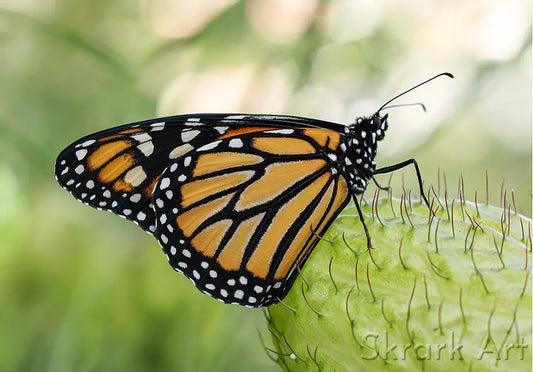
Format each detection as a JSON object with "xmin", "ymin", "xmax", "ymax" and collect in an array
[{"xmin": 55, "ymin": 73, "xmax": 452, "ymax": 307}]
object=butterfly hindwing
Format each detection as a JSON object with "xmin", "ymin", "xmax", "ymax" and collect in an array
[{"xmin": 152, "ymin": 127, "xmax": 351, "ymax": 306}]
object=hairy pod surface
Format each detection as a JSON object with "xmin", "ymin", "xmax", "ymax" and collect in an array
[{"xmin": 267, "ymin": 192, "xmax": 532, "ymax": 372}]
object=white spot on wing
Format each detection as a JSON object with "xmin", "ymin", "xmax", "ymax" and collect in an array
[
  {"xmin": 150, "ymin": 122, "xmax": 165, "ymax": 131},
  {"xmin": 137, "ymin": 141, "xmax": 154, "ymax": 156},
  {"xmin": 130, "ymin": 193, "xmax": 142, "ymax": 203},
  {"xmin": 266, "ymin": 129, "xmax": 294, "ymax": 135},
  {"xmin": 131, "ymin": 133, "xmax": 152, "ymax": 142},
  {"xmin": 234, "ymin": 290, "xmax": 244, "ymax": 299},
  {"xmin": 181, "ymin": 130, "xmax": 200, "ymax": 142},
  {"xmin": 75, "ymin": 149, "xmax": 88, "ymax": 160},
  {"xmin": 186, "ymin": 117, "xmax": 203, "ymax": 126},
  {"xmin": 197, "ymin": 140, "xmax": 221, "ymax": 152},
  {"xmin": 228, "ymin": 138, "xmax": 243, "ymax": 148},
  {"xmin": 159, "ymin": 177, "xmax": 170, "ymax": 190},
  {"xmin": 81, "ymin": 139, "xmax": 95, "ymax": 147},
  {"xmin": 254, "ymin": 285, "xmax": 263, "ymax": 293},
  {"xmin": 169, "ymin": 144, "xmax": 194, "ymax": 159},
  {"xmin": 124, "ymin": 166, "xmax": 147, "ymax": 187},
  {"xmin": 214, "ymin": 126, "xmax": 228, "ymax": 134}
]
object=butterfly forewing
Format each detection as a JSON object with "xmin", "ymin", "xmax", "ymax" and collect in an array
[
  {"xmin": 152, "ymin": 128, "xmax": 350, "ymax": 306},
  {"xmin": 56, "ymin": 118, "xmax": 226, "ymax": 232}
]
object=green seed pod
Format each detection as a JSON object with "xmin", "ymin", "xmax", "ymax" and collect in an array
[{"xmin": 266, "ymin": 193, "xmax": 531, "ymax": 372}]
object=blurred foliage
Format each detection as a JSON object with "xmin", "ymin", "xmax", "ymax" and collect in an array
[{"xmin": 0, "ymin": 0, "xmax": 530, "ymax": 371}]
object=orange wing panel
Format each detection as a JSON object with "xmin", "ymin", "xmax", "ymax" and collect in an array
[
  {"xmin": 218, "ymin": 126, "xmax": 276, "ymax": 139},
  {"xmin": 245, "ymin": 172, "xmax": 330, "ymax": 279},
  {"xmin": 235, "ymin": 159, "xmax": 326, "ymax": 211},
  {"xmin": 113, "ymin": 178, "xmax": 133, "ymax": 192},
  {"xmin": 191, "ymin": 219, "xmax": 233, "ymax": 258},
  {"xmin": 320, "ymin": 176, "xmax": 349, "ymax": 228},
  {"xmin": 273, "ymin": 176, "xmax": 335, "ymax": 279},
  {"xmin": 176, "ymin": 193, "xmax": 234, "ymax": 237},
  {"xmin": 252, "ymin": 137, "xmax": 316, "ymax": 155},
  {"xmin": 87, "ymin": 140, "xmax": 132, "ymax": 170},
  {"xmin": 181, "ymin": 171, "xmax": 254, "ymax": 208},
  {"xmin": 98, "ymin": 153, "xmax": 135, "ymax": 183},
  {"xmin": 217, "ymin": 213, "xmax": 265, "ymax": 271},
  {"xmin": 303, "ymin": 128, "xmax": 341, "ymax": 151},
  {"xmin": 193, "ymin": 152, "xmax": 263, "ymax": 178}
]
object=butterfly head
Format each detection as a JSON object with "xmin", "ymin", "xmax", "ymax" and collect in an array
[
  {"xmin": 341, "ymin": 113, "xmax": 389, "ymax": 194},
  {"xmin": 348, "ymin": 112, "xmax": 388, "ymax": 162},
  {"xmin": 368, "ymin": 112, "xmax": 389, "ymax": 141}
]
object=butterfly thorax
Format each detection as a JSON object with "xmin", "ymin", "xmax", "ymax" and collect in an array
[{"xmin": 342, "ymin": 113, "xmax": 389, "ymax": 195}]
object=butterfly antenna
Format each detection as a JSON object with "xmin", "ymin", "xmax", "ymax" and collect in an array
[
  {"xmin": 375, "ymin": 72, "xmax": 454, "ymax": 115},
  {"xmin": 382, "ymin": 102, "xmax": 427, "ymax": 112}
]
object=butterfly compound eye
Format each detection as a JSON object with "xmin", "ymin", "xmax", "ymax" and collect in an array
[
  {"xmin": 371, "ymin": 116, "xmax": 381, "ymax": 129},
  {"xmin": 373, "ymin": 113, "xmax": 388, "ymax": 140}
]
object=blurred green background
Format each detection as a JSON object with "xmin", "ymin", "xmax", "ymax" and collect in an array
[{"xmin": 0, "ymin": 0, "xmax": 530, "ymax": 371}]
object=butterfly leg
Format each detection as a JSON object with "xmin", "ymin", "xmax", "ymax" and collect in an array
[
  {"xmin": 371, "ymin": 176, "xmax": 390, "ymax": 192},
  {"xmin": 373, "ymin": 158, "xmax": 431, "ymax": 210},
  {"xmin": 353, "ymin": 195, "xmax": 372, "ymax": 249}
]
